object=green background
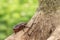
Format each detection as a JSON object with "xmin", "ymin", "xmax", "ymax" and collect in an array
[{"xmin": 0, "ymin": 0, "xmax": 38, "ymax": 40}]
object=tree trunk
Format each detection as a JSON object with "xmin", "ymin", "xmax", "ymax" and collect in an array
[{"xmin": 5, "ymin": 0, "xmax": 60, "ymax": 40}]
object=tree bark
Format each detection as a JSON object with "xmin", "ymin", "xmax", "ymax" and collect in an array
[{"xmin": 5, "ymin": 0, "xmax": 60, "ymax": 40}]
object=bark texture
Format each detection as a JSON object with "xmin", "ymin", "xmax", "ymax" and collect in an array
[{"xmin": 5, "ymin": 0, "xmax": 60, "ymax": 40}]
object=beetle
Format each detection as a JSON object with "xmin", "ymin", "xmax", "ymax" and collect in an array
[{"xmin": 13, "ymin": 22, "xmax": 27, "ymax": 33}]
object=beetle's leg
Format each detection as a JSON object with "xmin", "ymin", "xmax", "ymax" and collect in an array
[
  {"xmin": 27, "ymin": 33, "xmax": 31, "ymax": 36},
  {"xmin": 25, "ymin": 26, "xmax": 30, "ymax": 28},
  {"xmin": 22, "ymin": 29, "xmax": 25, "ymax": 32}
]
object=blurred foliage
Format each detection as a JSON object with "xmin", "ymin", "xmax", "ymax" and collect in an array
[{"xmin": 0, "ymin": 0, "xmax": 38, "ymax": 40}]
